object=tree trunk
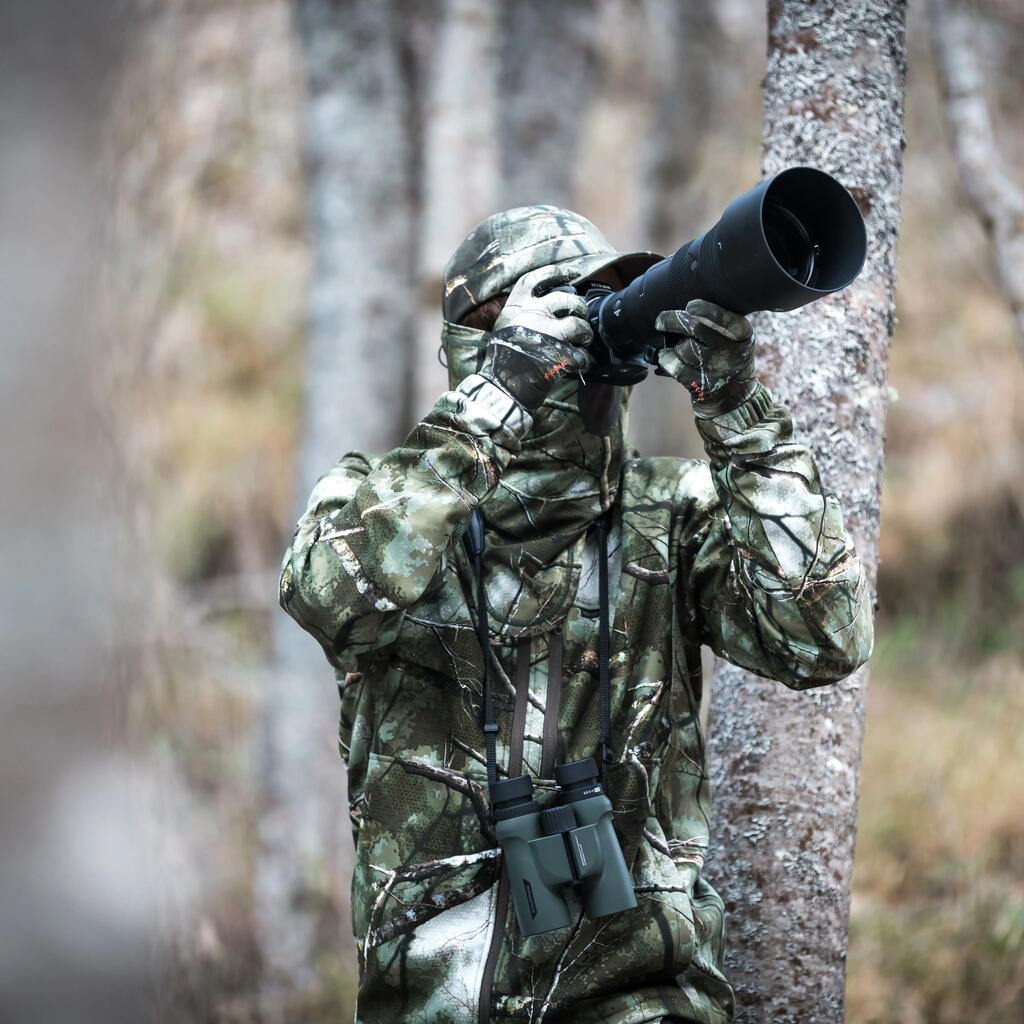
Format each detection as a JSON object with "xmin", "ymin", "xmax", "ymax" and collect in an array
[
  {"xmin": 637, "ymin": 0, "xmax": 723, "ymax": 257},
  {"xmin": 497, "ymin": 0, "xmax": 601, "ymax": 208},
  {"xmin": 706, "ymin": 3, "xmax": 907, "ymax": 1021},
  {"xmin": 416, "ymin": 0, "xmax": 500, "ymax": 413},
  {"xmin": 930, "ymin": 0, "xmax": 1024, "ymax": 350},
  {"xmin": 256, "ymin": 0, "xmax": 437, "ymax": 1014},
  {"xmin": 0, "ymin": 3, "xmax": 144, "ymax": 1020},
  {"xmin": 630, "ymin": 0, "xmax": 722, "ymax": 460},
  {"xmin": 496, "ymin": 0, "xmax": 722, "ymax": 460}
]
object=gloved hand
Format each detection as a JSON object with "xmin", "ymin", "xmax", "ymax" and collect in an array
[
  {"xmin": 480, "ymin": 265, "xmax": 595, "ymax": 413},
  {"xmin": 654, "ymin": 299, "xmax": 757, "ymax": 418}
]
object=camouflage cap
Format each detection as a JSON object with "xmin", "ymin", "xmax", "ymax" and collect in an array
[{"xmin": 442, "ymin": 205, "xmax": 661, "ymax": 324}]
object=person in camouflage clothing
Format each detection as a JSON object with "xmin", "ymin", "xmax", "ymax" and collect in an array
[{"xmin": 279, "ymin": 206, "xmax": 874, "ymax": 1024}]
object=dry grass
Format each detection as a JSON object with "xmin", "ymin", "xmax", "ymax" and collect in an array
[{"xmin": 849, "ymin": 625, "xmax": 1024, "ymax": 1023}]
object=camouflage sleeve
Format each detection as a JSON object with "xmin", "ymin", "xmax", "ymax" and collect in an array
[
  {"xmin": 683, "ymin": 381, "xmax": 874, "ymax": 689},
  {"xmin": 279, "ymin": 373, "xmax": 533, "ymax": 671}
]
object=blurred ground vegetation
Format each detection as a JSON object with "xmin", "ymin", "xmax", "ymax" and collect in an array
[
  {"xmin": 105, "ymin": 1, "xmax": 1022, "ymax": 1020},
  {"xmin": 847, "ymin": 5, "xmax": 1024, "ymax": 1017}
]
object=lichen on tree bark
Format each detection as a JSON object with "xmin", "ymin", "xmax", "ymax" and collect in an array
[{"xmin": 706, "ymin": 3, "xmax": 908, "ymax": 1021}]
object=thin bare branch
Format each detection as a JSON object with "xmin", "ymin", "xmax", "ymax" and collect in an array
[{"xmin": 931, "ymin": 0, "xmax": 1024, "ymax": 349}]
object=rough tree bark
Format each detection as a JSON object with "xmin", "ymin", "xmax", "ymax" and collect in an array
[
  {"xmin": 706, "ymin": 3, "xmax": 907, "ymax": 1022},
  {"xmin": 256, "ymin": 0, "xmax": 437, "ymax": 1014},
  {"xmin": 931, "ymin": 0, "xmax": 1024, "ymax": 349}
]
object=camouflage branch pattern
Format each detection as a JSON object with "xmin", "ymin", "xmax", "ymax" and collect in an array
[{"xmin": 279, "ymin": 206, "xmax": 874, "ymax": 1023}]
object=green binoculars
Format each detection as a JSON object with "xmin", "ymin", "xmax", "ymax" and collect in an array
[{"xmin": 491, "ymin": 758, "xmax": 637, "ymax": 937}]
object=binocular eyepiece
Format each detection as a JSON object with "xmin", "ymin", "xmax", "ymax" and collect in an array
[
  {"xmin": 491, "ymin": 758, "xmax": 637, "ymax": 936},
  {"xmin": 575, "ymin": 165, "xmax": 868, "ymax": 385}
]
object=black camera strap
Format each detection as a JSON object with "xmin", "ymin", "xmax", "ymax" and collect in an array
[
  {"xmin": 596, "ymin": 507, "xmax": 613, "ymax": 787},
  {"xmin": 464, "ymin": 509, "xmax": 500, "ymax": 789},
  {"xmin": 464, "ymin": 507, "xmax": 614, "ymax": 793}
]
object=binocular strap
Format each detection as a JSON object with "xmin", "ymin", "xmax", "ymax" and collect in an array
[
  {"xmin": 539, "ymin": 633, "xmax": 563, "ymax": 779},
  {"xmin": 464, "ymin": 508, "xmax": 614, "ymax": 803},
  {"xmin": 596, "ymin": 509, "xmax": 612, "ymax": 786},
  {"xmin": 509, "ymin": 637, "xmax": 531, "ymax": 778},
  {"xmin": 464, "ymin": 510, "xmax": 499, "ymax": 788}
]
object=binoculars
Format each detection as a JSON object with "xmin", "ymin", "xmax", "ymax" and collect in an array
[
  {"xmin": 491, "ymin": 757, "xmax": 637, "ymax": 936},
  {"xmin": 575, "ymin": 165, "xmax": 868, "ymax": 385}
]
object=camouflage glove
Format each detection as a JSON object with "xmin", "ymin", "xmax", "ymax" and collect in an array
[
  {"xmin": 654, "ymin": 298, "xmax": 757, "ymax": 419},
  {"xmin": 481, "ymin": 265, "xmax": 595, "ymax": 413}
]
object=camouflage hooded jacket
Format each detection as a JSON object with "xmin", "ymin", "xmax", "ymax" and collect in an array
[{"xmin": 279, "ymin": 209, "xmax": 874, "ymax": 1024}]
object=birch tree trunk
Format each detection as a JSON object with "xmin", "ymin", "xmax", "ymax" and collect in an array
[
  {"xmin": 706, "ymin": 3, "xmax": 907, "ymax": 1021},
  {"xmin": 256, "ymin": 0, "xmax": 437, "ymax": 1014}
]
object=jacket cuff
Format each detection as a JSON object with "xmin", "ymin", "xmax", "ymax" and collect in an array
[
  {"xmin": 695, "ymin": 381, "xmax": 793, "ymax": 461},
  {"xmin": 452, "ymin": 372, "xmax": 535, "ymax": 449}
]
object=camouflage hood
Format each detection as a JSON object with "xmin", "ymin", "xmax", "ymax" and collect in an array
[
  {"xmin": 440, "ymin": 207, "xmax": 658, "ymax": 637},
  {"xmin": 441, "ymin": 204, "xmax": 659, "ymax": 327}
]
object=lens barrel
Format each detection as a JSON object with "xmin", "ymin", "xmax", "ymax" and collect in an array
[{"xmin": 587, "ymin": 166, "xmax": 867, "ymax": 374}]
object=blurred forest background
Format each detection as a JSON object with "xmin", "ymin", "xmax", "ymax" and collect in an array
[{"xmin": 1, "ymin": 0, "xmax": 1022, "ymax": 1022}]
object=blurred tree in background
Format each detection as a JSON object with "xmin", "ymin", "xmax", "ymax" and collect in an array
[
  {"xmin": 0, "ymin": 3, "xmax": 144, "ymax": 1022},
  {"xmin": 3, "ymin": 0, "xmax": 1017, "ymax": 1020}
]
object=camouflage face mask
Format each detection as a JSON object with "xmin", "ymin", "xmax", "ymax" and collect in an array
[
  {"xmin": 438, "ymin": 205, "xmax": 657, "ymax": 635},
  {"xmin": 440, "ymin": 320, "xmax": 629, "ymax": 636}
]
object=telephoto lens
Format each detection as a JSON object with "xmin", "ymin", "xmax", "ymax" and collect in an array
[
  {"xmin": 553, "ymin": 759, "xmax": 638, "ymax": 919},
  {"xmin": 491, "ymin": 775, "xmax": 574, "ymax": 936},
  {"xmin": 580, "ymin": 165, "xmax": 868, "ymax": 384}
]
